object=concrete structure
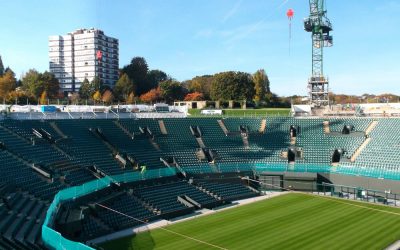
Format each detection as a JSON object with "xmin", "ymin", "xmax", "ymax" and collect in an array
[
  {"xmin": 49, "ymin": 28, "xmax": 119, "ymax": 94},
  {"xmin": 174, "ymin": 101, "xmax": 208, "ymax": 109},
  {"xmin": 174, "ymin": 100, "xmax": 247, "ymax": 110}
]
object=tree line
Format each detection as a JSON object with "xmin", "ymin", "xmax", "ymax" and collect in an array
[{"xmin": 0, "ymin": 55, "xmax": 277, "ymax": 106}]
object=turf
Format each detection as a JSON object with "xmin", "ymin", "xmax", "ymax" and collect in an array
[
  {"xmin": 100, "ymin": 193, "xmax": 400, "ymax": 250},
  {"xmin": 188, "ymin": 108, "xmax": 291, "ymax": 117}
]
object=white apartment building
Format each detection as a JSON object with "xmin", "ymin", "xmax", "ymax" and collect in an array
[{"xmin": 49, "ymin": 28, "xmax": 119, "ymax": 94}]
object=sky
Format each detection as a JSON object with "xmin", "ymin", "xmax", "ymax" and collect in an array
[{"xmin": 0, "ymin": 0, "xmax": 399, "ymax": 96}]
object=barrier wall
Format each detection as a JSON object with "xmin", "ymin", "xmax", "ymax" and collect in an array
[
  {"xmin": 42, "ymin": 169, "xmax": 176, "ymax": 250},
  {"xmin": 213, "ymin": 162, "xmax": 400, "ymax": 182},
  {"xmin": 42, "ymin": 162, "xmax": 400, "ymax": 249}
]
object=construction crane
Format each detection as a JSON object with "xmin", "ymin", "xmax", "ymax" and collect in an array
[{"xmin": 304, "ymin": 0, "xmax": 333, "ymax": 107}]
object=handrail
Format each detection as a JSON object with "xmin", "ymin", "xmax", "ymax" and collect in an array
[{"xmin": 110, "ymin": 108, "xmax": 119, "ymax": 119}]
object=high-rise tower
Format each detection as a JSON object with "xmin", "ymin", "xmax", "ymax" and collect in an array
[{"xmin": 49, "ymin": 28, "xmax": 119, "ymax": 94}]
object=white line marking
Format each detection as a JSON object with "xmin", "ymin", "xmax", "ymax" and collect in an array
[{"xmin": 96, "ymin": 203, "xmax": 228, "ymax": 250}]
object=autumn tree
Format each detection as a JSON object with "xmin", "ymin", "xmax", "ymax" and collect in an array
[
  {"xmin": 102, "ymin": 90, "xmax": 114, "ymax": 104},
  {"xmin": 126, "ymin": 92, "xmax": 136, "ymax": 104},
  {"xmin": 184, "ymin": 92, "xmax": 204, "ymax": 101},
  {"xmin": 253, "ymin": 69, "xmax": 270, "ymax": 103},
  {"xmin": 188, "ymin": 75, "xmax": 213, "ymax": 99},
  {"xmin": 0, "ymin": 70, "xmax": 16, "ymax": 99},
  {"xmin": 139, "ymin": 87, "xmax": 161, "ymax": 103},
  {"xmin": 69, "ymin": 92, "xmax": 80, "ymax": 104},
  {"xmin": 93, "ymin": 90, "xmax": 102, "ymax": 102},
  {"xmin": 6, "ymin": 90, "xmax": 36, "ymax": 104},
  {"xmin": 39, "ymin": 91, "xmax": 48, "ymax": 105}
]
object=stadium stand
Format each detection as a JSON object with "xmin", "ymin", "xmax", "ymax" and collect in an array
[{"xmin": 1, "ymin": 116, "xmax": 400, "ymax": 249}]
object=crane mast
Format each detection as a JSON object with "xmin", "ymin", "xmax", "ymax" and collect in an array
[{"xmin": 304, "ymin": 0, "xmax": 333, "ymax": 107}]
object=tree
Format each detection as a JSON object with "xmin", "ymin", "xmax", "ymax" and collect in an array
[
  {"xmin": 79, "ymin": 78, "xmax": 92, "ymax": 99},
  {"xmin": 253, "ymin": 69, "xmax": 270, "ymax": 103},
  {"xmin": 92, "ymin": 90, "xmax": 102, "ymax": 102},
  {"xmin": 146, "ymin": 69, "xmax": 169, "ymax": 93},
  {"xmin": 188, "ymin": 75, "xmax": 213, "ymax": 99},
  {"xmin": 121, "ymin": 57, "xmax": 149, "ymax": 96},
  {"xmin": 6, "ymin": 90, "xmax": 36, "ymax": 104},
  {"xmin": 0, "ymin": 55, "xmax": 4, "ymax": 76},
  {"xmin": 210, "ymin": 71, "xmax": 255, "ymax": 101},
  {"xmin": 102, "ymin": 90, "xmax": 114, "ymax": 104},
  {"xmin": 126, "ymin": 92, "xmax": 136, "ymax": 104},
  {"xmin": 0, "ymin": 70, "xmax": 16, "ymax": 99},
  {"xmin": 41, "ymin": 71, "xmax": 60, "ymax": 98},
  {"xmin": 139, "ymin": 87, "xmax": 161, "ymax": 103},
  {"xmin": 21, "ymin": 69, "xmax": 42, "ymax": 98},
  {"xmin": 91, "ymin": 76, "xmax": 102, "ymax": 92},
  {"xmin": 39, "ymin": 91, "xmax": 48, "ymax": 105},
  {"xmin": 184, "ymin": 92, "xmax": 204, "ymax": 101},
  {"xmin": 21, "ymin": 69, "xmax": 60, "ymax": 99},
  {"xmin": 159, "ymin": 80, "xmax": 184, "ymax": 103},
  {"xmin": 69, "ymin": 92, "xmax": 80, "ymax": 104},
  {"xmin": 114, "ymin": 73, "xmax": 134, "ymax": 101}
]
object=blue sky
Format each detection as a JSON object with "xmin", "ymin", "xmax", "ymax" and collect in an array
[{"xmin": 0, "ymin": 0, "xmax": 399, "ymax": 96}]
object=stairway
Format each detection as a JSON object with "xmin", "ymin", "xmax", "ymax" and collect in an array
[
  {"xmin": 149, "ymin": 138, "xmax": 161, "ymax": 151},
  {"xmin": 217, "ymin": 120, "xmax": 229, "ymax": 136},
  {"xmin": 50, "ymin": 122, "xmax": 67, "ymax": 138},
  {"xmin": 195, "ymin": 148, "xmax": 205, "ymax": 161},
  {"xmin": 174, "ymin": 161, "xmax": 187, "ymax": 177},
  {"xmin": 90, "ymin": 128, "xmax": 117, "ymax": 154},
  {"xmin": 365, "ymin": 120, "xmax": 378, "ymax": 135},
  {"xmin": 351, "ymin": 138, "xmax": 371, "ymax": 162},
  {"xmin": 158, "ymin": 120, "xmax": 168, "ymax": 135},
  {"xmin": 113, "ymin": 120, "xmax": 134, "ymax": 139},
  {"xmin": 259, "ymin": 119, "xmax": 266, "ymax": 133},
  {"xmin": 196, "ymin": 137, "xmax": 206, "ymax": 148},
  {"xmin": 241, "ymin": 134, "xmax": 249, "ymax": 149},
  {"xmin": 323, "ymin": 121, "xmax": 330, "ymax": 134}
]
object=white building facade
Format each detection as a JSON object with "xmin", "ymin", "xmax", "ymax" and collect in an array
[{"xmin": 49, "ymin": 28, "xmax": 119, "ymax": 94}]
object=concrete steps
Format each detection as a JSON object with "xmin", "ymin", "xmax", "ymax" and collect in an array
[
  {"xmin": 50, "ymin": 122, "xmax": 67, "ymax": 138},
  {"xmin": 365, "ymin": 120, "xmax": 378, "ymax": 135},
  {"xmin": 351, "ymin": 138, "xmax": 371, "ymax": 162},
  {"xmin": 259, "ymin": 119, "xmax": 266, "ymax": 133},
  {"xmin": 323, "ymin": 121, "xmax": 330, "ymax": 134},
  {"xmin": 196, "ymin": 137, "xmax": 206, "ymax": 148},
  {"xmin": 158, "ymin": 120, "xmax": 168, "ymax": 135},
  {"xmin": 217, "ymin": 120, "xmax": 229, "ymax": 136},
  {"xmin": 113, "ymin": 121, "xmax": 134, "ymax": 139},
  {"xmin": 241, "ymin": 135, "xmax": 249, "ymax": 149}
]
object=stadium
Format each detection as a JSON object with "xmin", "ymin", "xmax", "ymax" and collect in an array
[
  {"xmin": 1, "ymin": 1, "xmax": 400, "ymax": 250},
  {"xmin": 1, "ymin": 107, "xmax": 400, "ymax": 250}
]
